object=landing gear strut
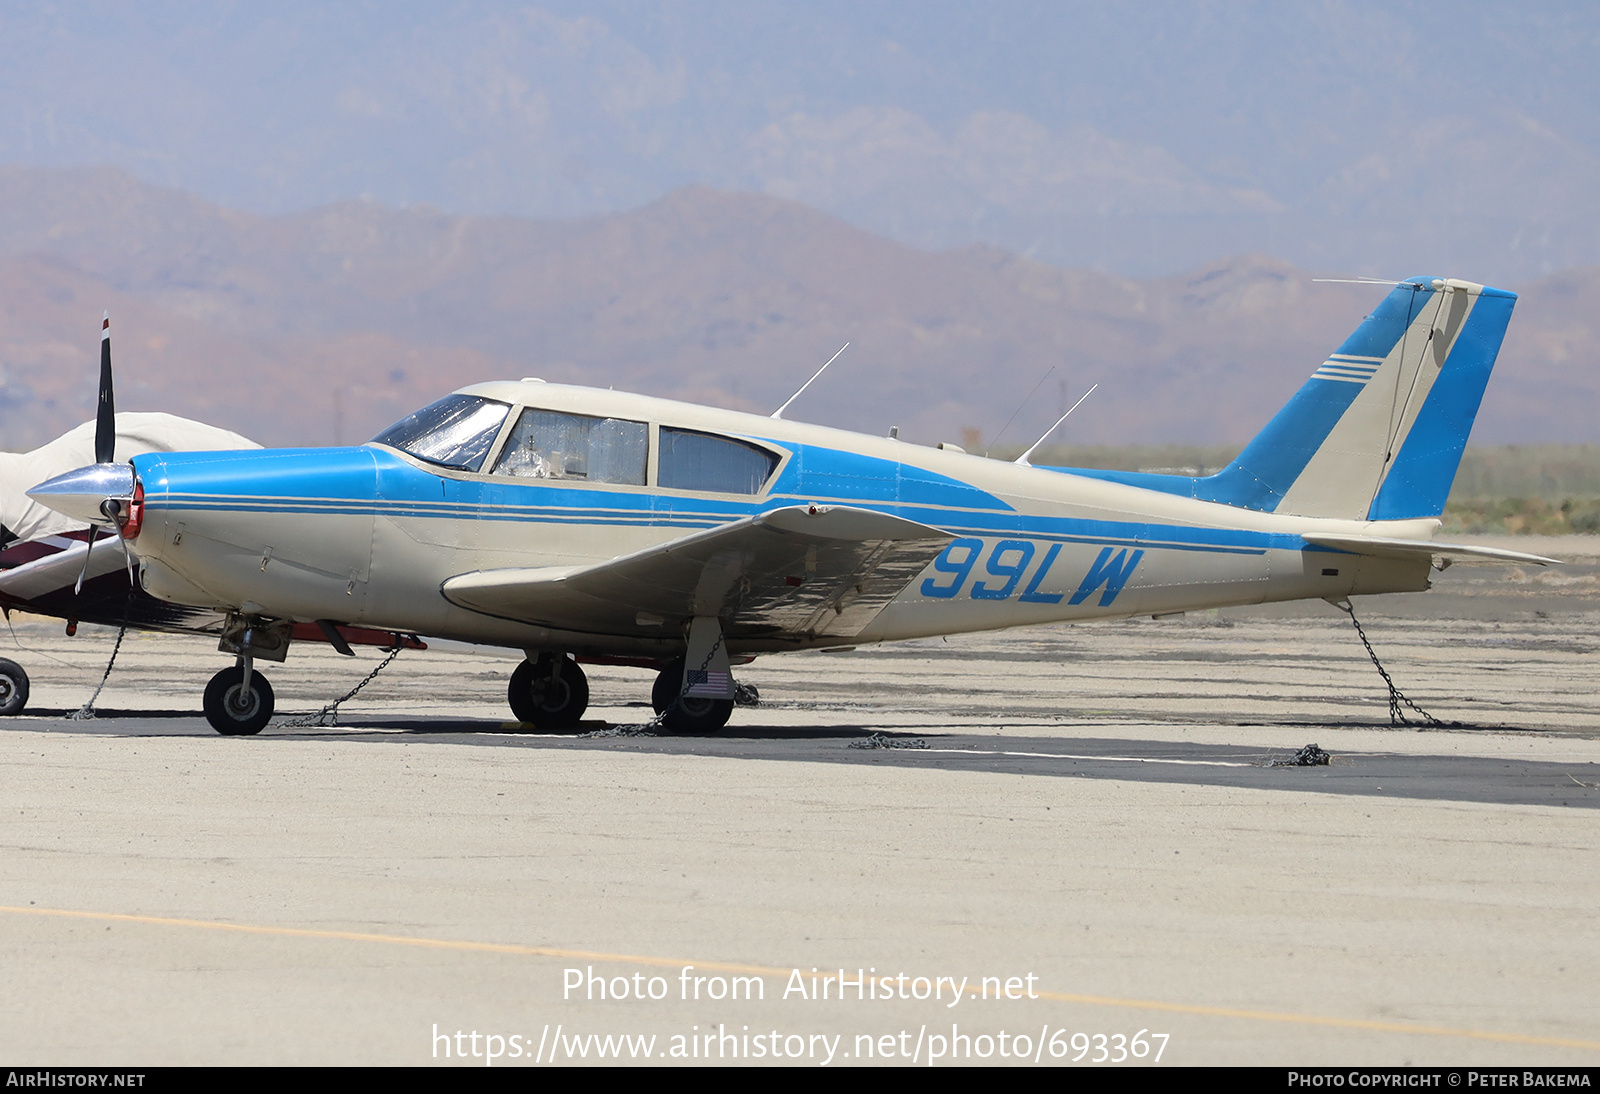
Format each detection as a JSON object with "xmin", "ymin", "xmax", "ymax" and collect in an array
[
  {"xmin": 509, "ymin": 654, "xmax": 589, "ymax": 729},
  {"xmin": 203, "ymin": 664, "xmax": 275, "ymax": 735}
]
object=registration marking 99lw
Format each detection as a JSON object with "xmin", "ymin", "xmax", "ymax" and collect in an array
[{"xmin": 920, "ymin": 539, "xmax": 1146, "ymax": 607}]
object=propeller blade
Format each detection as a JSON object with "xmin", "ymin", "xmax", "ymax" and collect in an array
[
  {"xmin": 112, "ymin": 518, "xmax": 136, "ymax": 585},
  {"xmin": 95, "ymin": 313, "xmax": 114, "ymax": 464},
  {"xmin": 75, "ymin": 525, "xmax": 98, "ymax": 595}
]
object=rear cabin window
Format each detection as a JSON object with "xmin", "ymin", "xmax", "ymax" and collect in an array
[
  {"xmin": 492, "ymin": 409, "xmax": 648, "ymax": 485},
  {"xmin": 658, "ymin": 428, "xmax": 778, "ymax": 495},
  {"xmin": 371, "ymin": 394, "xmax": 510, "ymax": 473}
]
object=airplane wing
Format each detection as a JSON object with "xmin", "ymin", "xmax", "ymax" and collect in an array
[
  {"xmin": 441, "ymin": 504, "xmax": 954, "ymax": 641},
  {"xmin": 0, "ymin": 534, "xmax": 130, "ymax": 600},
  {"xmin": 0, "ymin": 532, "xmax": 233, "ymax": 632},
  {"xmin": 1302, "ymin": 534, "xmax": 1560, "ymax": 566},
  {"xmin": 0, "ymin": 535, "xmax": 423, "ymax": 651}
]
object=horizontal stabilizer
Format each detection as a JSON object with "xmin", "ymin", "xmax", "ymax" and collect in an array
[
  {"xmin": 442, "ymin": 504, "xmax": 954, "ymax": 641},
  {"xmin": 1303, "ymin": 534, "xmax": 1559, "ymax": 566}
]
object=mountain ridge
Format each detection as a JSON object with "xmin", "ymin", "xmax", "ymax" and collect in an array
[{"xmin": 0, "ymin": 165, "xmax": 1587, "ymax": 452}]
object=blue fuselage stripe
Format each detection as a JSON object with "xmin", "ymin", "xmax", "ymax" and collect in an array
[
  {"xmin": 137, "ymin": 443, "xmax": 1319, "ymax": 560},
  {"xmin": 148, "ymin": 494, "xmax": 1299, "ymax": 556}
]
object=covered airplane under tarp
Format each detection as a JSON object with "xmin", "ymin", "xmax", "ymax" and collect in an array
[{"xmin": 0, "ymin": 413, "xmax": 260, "ymax": 546}]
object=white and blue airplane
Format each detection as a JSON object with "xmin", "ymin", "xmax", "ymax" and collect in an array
[{"xmin": 28, "ymin": 277, "xmax": 1555, "ymax": 735}]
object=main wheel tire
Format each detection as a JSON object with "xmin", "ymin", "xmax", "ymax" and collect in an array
[
  {"xmin": 0, "ymin": 657, "xmax": 29, "ymax": 716},
  {"xmin": 202, "ymin": 666, "xmax": 275, "ymax": 736},
  {"xmin": 509, "ymin": 656, "xmax": 589, "ymax": 729},
  {"xmin": 651, "ymin": 659, "xmax": 734, "ymax": 735},
  {"xmin": 649, "ymin": 659, "xmax": 682, "ymax": 716}
]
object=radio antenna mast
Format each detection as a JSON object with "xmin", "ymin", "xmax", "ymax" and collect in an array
[
  {"xmin": 1015, "ymin": 383, "xmax": 1097, "ymax": 467},
  {"xmin": 772, "ymin": 343, "xmax": 849, "ymax": 419},
  {"xmin": 984, "ymin": 365, "xmax": 1056, "ymax": 456}
]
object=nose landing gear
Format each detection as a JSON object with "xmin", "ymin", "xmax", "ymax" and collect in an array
[
  {"xmin": 202, "ymin": 664, "xmax": 275, "ymax": 735},
  {"xmin": 204, "ymin": 615, "xmax": 289, "ymax": 734}
]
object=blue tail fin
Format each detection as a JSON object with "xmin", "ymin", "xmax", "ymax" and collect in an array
[{"xmin": 1057, "ymin": 277, "xmax": 1516, "ymax": 520}]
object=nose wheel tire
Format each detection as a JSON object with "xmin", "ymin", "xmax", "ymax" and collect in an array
[
  {"xmin": 651, "ymin": 659, "xmax": 734, "ymax": 735},
  {"xmin": 203, "ymin": 666, "xmax": 275, "ymax": 736},
  {"xmin": 0, "ymin": 658, "xmax": 29, "ymax": 716},
  {"xmin": 509, "ymin": 656, "xmax": 589, "ymax": 729}
]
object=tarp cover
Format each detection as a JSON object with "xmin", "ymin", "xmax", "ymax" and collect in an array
[{"xmin": 1, "ymin": 413, "xmax": 258, "ymax": 542}]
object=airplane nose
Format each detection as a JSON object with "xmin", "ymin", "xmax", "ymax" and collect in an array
[{"xmin": 27, "ymin": 463, "xmax": 137, "ymax": 525}]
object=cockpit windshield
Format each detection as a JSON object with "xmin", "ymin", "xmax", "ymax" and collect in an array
[{"xmin": 370, "ymin": 394, "xmax": 511, "ymax": 472}]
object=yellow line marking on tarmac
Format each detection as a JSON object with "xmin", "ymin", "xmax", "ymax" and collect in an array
[{"xmin": 5, "ymin": 904, "xmax": 1597, "ymax": 1052}]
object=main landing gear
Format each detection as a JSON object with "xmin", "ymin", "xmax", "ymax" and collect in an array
[
  {"xmin": 512, "ymin": 615, "xmax": 744, "ymax": 736},
  {"xmin": 504, "ymin": 655, "xmax": 736, "ymax": 735},
  {"xmin": 648, "ymin": 616, "xmax": 740, "ymax": 734},
  {"xmin": 650, "ymin": 658, "xmax": 734, "ymax": 735},
  {"xmin": 508, "ymin": 653, "xmax": 589, "ymax": 729},
  {"xmin": 0, "ymin": 657, "xmax": 30, "ymax": 716}
]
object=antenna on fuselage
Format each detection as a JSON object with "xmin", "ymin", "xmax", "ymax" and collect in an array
[
  {"xmin": 771, "ymin": 343, "xmax": 849, "ymax": 419},
  {"xmin": 985, "ymin": 365, "xmax": 1057, "ymax": 456},
  {"xmin": 1015, "ymin": 383, "xmax": 1098, "ymax": 468}
]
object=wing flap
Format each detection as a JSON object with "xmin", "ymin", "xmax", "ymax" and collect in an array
[{"xmin": 441, "ymin": 504, "xmax": 953, "ymax": 640}]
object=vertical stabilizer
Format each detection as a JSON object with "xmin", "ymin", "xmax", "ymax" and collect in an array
[{"xmin": 1054, "ymin": 278, "xmax": 1516, "ymax": 520}]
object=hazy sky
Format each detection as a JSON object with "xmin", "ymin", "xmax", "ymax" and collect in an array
[{"xmin": 3, "ymin": 2, "xmax": 1598, "ymax": 281}]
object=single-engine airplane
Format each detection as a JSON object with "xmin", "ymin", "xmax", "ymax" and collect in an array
[{"xmin": 29, "ymin": 278, "xmax": 1556, "ymax": 735}]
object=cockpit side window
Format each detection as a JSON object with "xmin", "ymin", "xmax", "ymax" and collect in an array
[
  {"xmin": 370, "ymin": 394, "xmax": 511, "ymax": 472},
  {"xmin": 492, "ymin": 409, "xmax": 648, "ymax": 485},
  {"xmin": 658, "ymin": 428, "xmax": 778, "ymax": 495}
]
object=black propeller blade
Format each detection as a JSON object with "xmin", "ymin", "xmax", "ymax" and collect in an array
[
  {"xmin": 78, "ymin": 312, "xmax": 115, "ymax": 593},
  {"xmin": 95, "ymin": 312, "xmax": 114, "ymax": 465}
]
